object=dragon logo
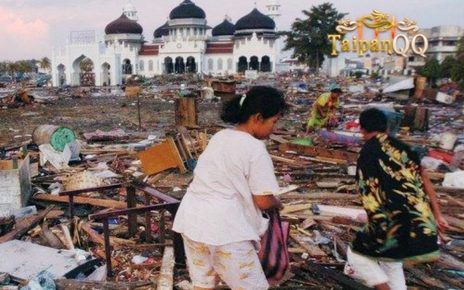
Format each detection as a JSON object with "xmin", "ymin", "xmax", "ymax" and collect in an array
[{"xmin": 336, "ymin": 10, "xmax": 419, "ymax": 39}]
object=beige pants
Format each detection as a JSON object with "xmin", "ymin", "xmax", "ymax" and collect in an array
[
  {"xmin": 344, "ymin": 247, "xmax": 406, "ymax": 290},
  {"xmin": 183, "ymin": 235, "xmax": 269, "ymax": 290}
]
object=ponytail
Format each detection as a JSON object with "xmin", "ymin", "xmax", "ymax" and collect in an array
[{"xmin": 221, "ymin": 86, "xmax": 286, "ymax": 124}]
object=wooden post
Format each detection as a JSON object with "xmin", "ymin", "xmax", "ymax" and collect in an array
[
  {"xmin": 157, "ymin": 246, "xmax": 175, "ymax": 290},
  {"xmin": 144, "ymin": 192, "xmax": 152, "ymax": 242},
  {"xmin": 175, "ymin": 98, "xmax": 198, "ymax": 127},
  {"xmin": 127, "ymin": 186, "xmax": 137, "ymax": 237}
]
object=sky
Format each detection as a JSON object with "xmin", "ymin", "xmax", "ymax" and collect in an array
[{"xmin": 0, "ymin": 0, "xmax": 463, "ymax": 60}]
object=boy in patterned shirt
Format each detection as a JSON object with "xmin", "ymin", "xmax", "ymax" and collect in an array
[{"xmin": 344, "ymin": 108, "xmax": 448, "ymax": 290}]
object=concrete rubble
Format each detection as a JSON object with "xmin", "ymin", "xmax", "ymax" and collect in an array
[{"xmin": 0, "ymin": 73, "xmax": 463, "ymax": 289}]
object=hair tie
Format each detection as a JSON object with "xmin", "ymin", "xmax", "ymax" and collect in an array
[{"xmin": 239, "ymin": 94, "xmax": 247, "ymax": 107}]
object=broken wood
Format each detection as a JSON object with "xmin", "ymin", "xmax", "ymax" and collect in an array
[
  {"xmin": 40, "ymin": 220, "xmax": 64, "ymax": 249},
  {"xmin": 138, "ymin": 138, "xmax": 187, "ymax": 176},
  {"xmin": 157, "ymin": 246, "xmax": 175, "ymax": 290},
  {"xmin": 0, "ymin": 206, "xmax": 54, "ymax": 243},
  {"xmin": 279, "ymin": 143, "xmax": 358, "ymax": 164},
  {"xmin": 34, "ymin": 194, "xmax": 128, "ymax": 209},
  {"xmin": 290, "ymin": 232, "xmax": 327, "ymax": 258},
  {"xmin": 55, "ymin": 279, "xmax": 153, "ymax": 290},
  {"xmin": 299, "ymin": 261, "xmax": 372, "ymax": 290},
  {"xmin": 175, "ymin": 97, "xmax": 198, "ymax": 127}
]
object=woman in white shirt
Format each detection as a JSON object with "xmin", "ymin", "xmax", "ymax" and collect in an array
[{"xmin": 173, "ymin": 86, "xmax": 286, "ymax": 290}]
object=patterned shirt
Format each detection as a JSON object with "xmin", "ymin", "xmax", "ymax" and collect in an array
[{"xmin": 352, "ymin": 133, "xmax": 439, "ymax": 262}]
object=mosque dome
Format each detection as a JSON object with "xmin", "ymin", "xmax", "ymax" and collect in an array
[
  {"xmin": 212, "ymin": 19, "xmax": 235, "ymax": 36},
  {"xmin": 154, "ymin": 22, "xmax": 169, "ymax": 38},
  {"xmin": 235, "ymin": 8, "xmax": 275, "ymax": 31},
  {"xmin": 169, "ymin": 0, "xmax": 206, "ymax": 20},
  {"xmin": 105, "ymin": 14, "xmax": 143, "ymax": 34}
]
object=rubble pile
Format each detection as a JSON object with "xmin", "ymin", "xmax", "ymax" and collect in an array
[{"xmin": 0, "ymin": 73, "xmax": 463, "ymax": 289}]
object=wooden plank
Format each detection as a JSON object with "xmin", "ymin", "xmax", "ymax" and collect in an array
[
  {"xmin": 175, "ymin": 98, "xmax": 198, "ymax": 127},
  {"xmin": 316, "ymin": 205, "xmax": 365, "ymax": 219},
  {"xmin": 34, "ymin": 194, "xmax": 128, "ymax": 209},
  {"xmin": 282, "ymin": 203, "xmax": 312, "ymax": 215},
  {"xmin": 279, "ymin": 143, "xmax": 358, "ymax": 164},
  {"xmin": 271, "ymin": 155, "xmax": 298, "ymax": 164},
  {"xmin": 0, "ymin": 206, "xmax": 53, "ymax": 243},
  {"xmin": 280, "ymin": 192, "xmax": 358, "ymax": 200},
  {"xmin": 125, "ymin": 86, "xmax": 142, "ymax": 98},
  {"xmin": 289, "ymin": 232, "xmax": 327, "ymax": 258},
  {"xmin": 157, "ymin": 246, "xmax": 175, "ymax": 290},
  {"xmin": 55, "ymin": 279, "xmax": 153, "ymax": 290},
  {"xmin": 0, "ymin": 160, "xmax": 14, "ymax": 170},
  {"xmin": 300, "ymin": 262, "xmax": 372, "ymax": 290},
  {"xmin": 138, "ymin": 138, "xmax": 186, "ymax": 176}
]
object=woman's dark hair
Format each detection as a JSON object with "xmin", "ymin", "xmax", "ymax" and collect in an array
[
  {"xmin": 221, "ymin": 86, "xmax": 287, "ymax": 124},
  {"xmin": 331, "ymin": 88, "xmax": 343, "ymax": 94},
  {"xmin": 359, "ymin": 108, "xmax": 388, "ymax": 133}
]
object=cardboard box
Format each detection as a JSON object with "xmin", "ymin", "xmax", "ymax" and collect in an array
[{"xmin": 0, "ymin": 155, "xmax": 32, "ymax": 217}]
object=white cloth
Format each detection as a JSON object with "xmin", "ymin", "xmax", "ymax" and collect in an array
[
  {"xmin": 173, "ymin": 129, "xmax": 280, "ymax": 246},
  {"xmin": 344, "ymin": 247, "xmax": 407, "ymax": 290},
  {"xmin": 183, "ymin": 235, "xmax": 269, "ymax": 290}
]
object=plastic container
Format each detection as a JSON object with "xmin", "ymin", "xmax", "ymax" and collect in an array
[{"xmin": 440, "ymin": 132, "xmax": 457, "ymax": 151}]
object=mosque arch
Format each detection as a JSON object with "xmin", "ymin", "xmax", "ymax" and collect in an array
[
  {"xmin": 186, "ymin": 56, "xmax": 197, "ymax": 73},
  {"xmin": 101, "ymin": 63, "xmax": 111, "ymax": 86},
  {"xmin": 238, "ymin": 56, "xmax": 248, "ymax": 73},
  {"xmin": 249, "ymin": 56, "xmax": 259, "ymax": 71},
  {"xmin": 227, "ymin": 58, "xmax": 233, "ymax": 71},
  {"xmin": 164, "ymin": 57, "xmax": 173, "ymax": 74},
  {"xmin": 139, "ymin": 60, "xmax": 144, "ymax": 71},
  {"xmin": 57, "ymin": 64, "xmax": 66, "ymax": 87},
  {"xmin": 175, "ymin": 56, "xmax": 185, "ymax": 74},
  {"xmin": 261, "ymin": 56, "xmax": 271, "ymax": 72},
  {"xmin": 72, "ymin": 55, "xmax": 95, "ymax": 86},
  {"xmin": 122, "ymin": 59, "xmax": 133, "ymax": 75},
  {"xmin": 217, "ymin": 58, "xmax": 223, "ymax": 70},
  {"xmin": 208, "ymin": 58, "xmax": 214, "ymax": 71},
  {"xmin": 148, "ymin": 60, "xmax": 154, "ymax": 71}
]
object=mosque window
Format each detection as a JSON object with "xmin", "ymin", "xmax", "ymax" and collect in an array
[
  {"xmin": 208, "ymin": 59, "xmax": 214, "ymax": 70},
  {"xmin": 227, "ymin": 58, "xmax": 233, "ymax": 70},
  {"xmin": 139, "ymin": 60, "xmax": 144, "ymax": 71},
  {"xmin": 218, "ymin": 59, "xmax": 223, "ymax": 70},
  {"xmin": 148, "ymin": 60, "xmax": 153, "ymax": 71}
]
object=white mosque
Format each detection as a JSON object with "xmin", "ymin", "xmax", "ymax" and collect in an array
[{"xmin": 51, "ymin": 0, "xmax": 282, "ymax": 87}]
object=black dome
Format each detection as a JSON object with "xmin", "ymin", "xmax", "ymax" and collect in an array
[
  {"xmin": 105, "ymin": 14, "xmax": 143, "ymax": 34},
  {"xmin": 235, "ymin": 8, "xmax": 275, "ymax": 31},
  {"xmin": 170, "ymin": 0, "xmax": 206, "ymax": 20},
  {"xmin": 154, "ymin": 22, "xmax": 169, "ymax": 38},
  {"xmin": 212, "ymin": 19, "xmax": 235, "ymax": 36}
]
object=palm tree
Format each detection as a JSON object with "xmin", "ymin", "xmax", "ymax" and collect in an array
[{"xmin": 39, "ymin": 57, "xmax": 51, "ymax": 72}]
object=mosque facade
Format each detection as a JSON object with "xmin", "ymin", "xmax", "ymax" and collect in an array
[{"xmin": 51, "ymin": 0, "xmax": 282, "ymax": 86}]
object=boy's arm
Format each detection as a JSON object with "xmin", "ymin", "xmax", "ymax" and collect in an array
[{"xmin": 421, "ymin": 169, "xmax": 449, "ymax": 232}]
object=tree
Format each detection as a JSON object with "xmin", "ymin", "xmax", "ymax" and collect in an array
[
  {"xmin": 440, "ymin": 55, "xmax": 456, "ymax": 79},
  {"xmin": 419, "ymin": 58, "xmax": 440, "ymax": 86},
  {"xmin": 452, "ymin": 38, "xmax": 464, "ymax": 88},
  {"xmin": 39, "ymin": 57, "xmax": 51, "ymax": 71},
  {"xmin": 283, "ymin": 2, "xmax": 346, "ymax": 73}
]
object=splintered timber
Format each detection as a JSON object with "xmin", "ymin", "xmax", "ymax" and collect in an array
[{"xmin": 328, "ymin": 34, "xmax": 429, "ymax": 58}]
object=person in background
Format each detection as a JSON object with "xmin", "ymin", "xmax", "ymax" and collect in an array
[
  {"xmin": 173, "ymin": 86, "xmax": 286, "ymax": 290},
  {"xmin": 344, "ymin": 108, "xmax": 449, "ymax": 290},
  {"xmin": 306, "ymin": 87, "xmax": 343, "ymax": 133}
]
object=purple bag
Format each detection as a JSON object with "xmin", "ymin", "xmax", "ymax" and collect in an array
[{"xmin": 258, "ymin": 209, "xmax": 290, "ymax": 285}]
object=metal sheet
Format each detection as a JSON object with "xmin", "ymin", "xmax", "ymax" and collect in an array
[{"xmin": 0, "ymin": 240, "xmax": 81, "ymax": 279}]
